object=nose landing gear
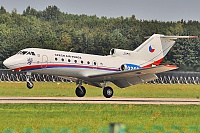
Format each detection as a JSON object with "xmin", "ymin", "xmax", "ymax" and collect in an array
[
  {"xmin": 26, "ymin": 72, "xmax": 34, "ymax": 89},
  {"xmin": 27, "ymin": 80, "xmax": 34, "ymax": 89}
]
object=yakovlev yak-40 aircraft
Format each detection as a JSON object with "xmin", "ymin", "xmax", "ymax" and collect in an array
[{"xmin": 3, "ymin": 34, "xmax": 198, "ymax": 98}]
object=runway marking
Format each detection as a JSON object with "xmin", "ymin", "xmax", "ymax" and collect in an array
[{"xmin": 0, "ymin": 97, "xmax": 199, "ymax": 104}]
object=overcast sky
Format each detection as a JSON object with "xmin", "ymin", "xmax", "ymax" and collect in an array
[{"xmin": 0, "ymin": 0, "xmax": 200, "ymax": 22}]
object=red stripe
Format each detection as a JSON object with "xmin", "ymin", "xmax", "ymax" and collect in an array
[
  {"xmin": 142, "ymin": 58, "xmax": 164, "ymax": 68},
  {"xmin": 13, "ymin": 64, "xmax": 119, "ymax": 72}
]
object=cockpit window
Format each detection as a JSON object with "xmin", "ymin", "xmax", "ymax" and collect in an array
[
  {"xmin": 31, "ymin": 52, "xmax": 36, "ymax": 56},
  {"xmin": 17, "ymin": 51, "xmax": 36, "ymax": 56},
  {"xmin": 26, "ymin": 52, "xmax": 31, "ymax": 55},
  {"xmin": 17, "ymin": 51, "xmax": 28, "ymax": 55}
]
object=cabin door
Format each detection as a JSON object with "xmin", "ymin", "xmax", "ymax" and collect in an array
[{"xmin": 41, "ymin": 55, "xmax": 48, "ymax": 68}]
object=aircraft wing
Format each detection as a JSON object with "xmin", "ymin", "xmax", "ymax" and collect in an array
[{"xmin": 88, "ymin": 65, "xmax": 178, "ymax": 88}]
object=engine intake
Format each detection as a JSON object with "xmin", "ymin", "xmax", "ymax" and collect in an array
[{"xmin": 120, "ymin": 64, "xmax": 141, "ymax": 71}]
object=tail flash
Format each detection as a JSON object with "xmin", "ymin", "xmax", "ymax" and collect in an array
[{"xmin": 134, "ymin": 34, "xmax": 198, "ymax": 67}]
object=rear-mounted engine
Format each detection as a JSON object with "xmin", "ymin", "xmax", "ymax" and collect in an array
[
  {"xmin": 110, "ymin": 48, "xmax": 133, "ymax": 57},
  {"xmin": 120, "ymin": 64, "xmax": 141, "ymax": 71}
]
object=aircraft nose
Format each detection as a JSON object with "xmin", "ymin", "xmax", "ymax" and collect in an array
[{"xmin": 3, "ymin": 58, "xmax": 12, "ymax": 68}]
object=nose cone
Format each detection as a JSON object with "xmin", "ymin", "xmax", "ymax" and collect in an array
[
  {"xmin": 4, "ymin": 55, "xmax": 25, "ymax": 70},
  {"xmin": 3, "ymin": 58, "xmax": 12, "ymax": 69}
]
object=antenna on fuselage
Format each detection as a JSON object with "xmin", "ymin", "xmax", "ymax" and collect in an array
[{"xmin": 69, "ymin": 48, "xmax": 74, "ymax": 52}]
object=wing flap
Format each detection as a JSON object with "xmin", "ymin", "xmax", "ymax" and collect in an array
[
  {"xmin": 112, "ymin": 74, "xmax": 158, "ymax": 88},
  {"xmin": 112, "ymin": 77, "xmax": 141, "ymax": 88}
]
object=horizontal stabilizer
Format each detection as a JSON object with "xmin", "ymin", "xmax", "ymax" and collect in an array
[
  {"xmin": 161, "ymin": 35, "xmax": 198, "ymax": 39},
  {"xmin": 144, "ymin": 35, "xmax": 198, "ymax": 39}
]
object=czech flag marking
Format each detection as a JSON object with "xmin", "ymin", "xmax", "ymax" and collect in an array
[{"xmin": 149, "ymin": 45, "xmax": 155, "ymax": 53}]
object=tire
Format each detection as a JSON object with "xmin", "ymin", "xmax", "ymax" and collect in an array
[
  {"xmin": 27, "ymin": 81, "xmax": 34, "ymax": 89},
  {"xmin": 103, "ymin": 86, "xmax": 113, "ymax": 98},
  {"xmin": 75, "ymin": 86, "xmax": 86, "ymax": 97}
]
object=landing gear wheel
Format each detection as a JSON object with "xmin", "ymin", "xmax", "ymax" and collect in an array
[
  {"xmin": 75, "ymin": 86, "xmax": 86, "ymax": 97},
  {"xmin": 103, "ymin": 86, "xmax": 113, "ymax": 98},
  {"xmin": 27, "ymin": 81, "xmax": 34, "ymax": 89}
]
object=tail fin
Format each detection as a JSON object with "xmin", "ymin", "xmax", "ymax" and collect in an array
[{"xmin": 134, "ymin": 34, "xmax": 198, "ymax": 68}]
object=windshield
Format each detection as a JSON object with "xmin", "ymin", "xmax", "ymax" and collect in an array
[
  {"xmin": 17, "ymin": 51, "xmax": 36, "ymax": 56},
  {"xmin": 17, "ymin": 51, "xmax": 28, "ymax": 55}
]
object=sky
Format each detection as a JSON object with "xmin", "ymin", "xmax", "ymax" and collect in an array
[{"xmin": 0, "ymin": 0, "xmax": 200, "ymax": 22}]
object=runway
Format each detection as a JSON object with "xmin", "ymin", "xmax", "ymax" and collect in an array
[{"xmin": 0, "ymin": 97, "xmax": 199, "ymax": 104}]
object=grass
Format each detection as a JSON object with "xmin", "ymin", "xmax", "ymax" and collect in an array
[
  {"xmin": 0, "ymin": 82, "xmax": 199, "ymax": 132},
  {"xmin": 0, "ymin": 104, "xmax": 199, "ymax": 132},
  {"xmin": 0, "ymin": 82, "xmax": 199, "ymax": 98}
]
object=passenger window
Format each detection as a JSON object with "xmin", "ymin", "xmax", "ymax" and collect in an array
[
  {"xmin": 81, "ymin": 61, "xmax": 84, "ymax": 64},
  {"xmin": 55, "ymin": 58, "xmax": 58, "ymax": 61},
  {"xmin": 61, "ymin": 58, "xmax": 64, "ymax": 62},
  {"xmin": 87, "ymin": 61, "xmax": 90, "ymax": 65},
  {"xmin": 74, "ymin": 60, "xmax": 77, "ymax": 63},
  {"xmin": 93, "ymin": 62, "xmax": 97, "ymax": 66},
  {"xmin": 68, "ymin": 59, "xmax": 71, "ymax": 62}
]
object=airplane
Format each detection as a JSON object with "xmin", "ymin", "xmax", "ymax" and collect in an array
[{"xmin": 3, "ymin": 34, "xmax": 198, "ymax": 98}]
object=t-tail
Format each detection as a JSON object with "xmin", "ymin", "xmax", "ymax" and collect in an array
[{"xmin": 133, "ymin": 34, "xmax": 198, "ymax": 68}]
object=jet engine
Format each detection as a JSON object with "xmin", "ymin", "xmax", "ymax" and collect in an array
[
  {"xmin": 120, "ymin": 64, "xmax": 141, "ymax": 71},
  {"xmin": 110, "ymin": 48, "xmax": 133, "ymax": 57}
]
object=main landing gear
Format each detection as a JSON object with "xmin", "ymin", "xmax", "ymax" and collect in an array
[
  {"xmin": 103, "ymin": 86, "xmax": 113, "ymax": 98},
  {"xmin": 75, "ymin": 80, "xmax": 86, "ymax": 97},
  {"xmin": 75, "ymin": 80, "xmax": 114, "ymax": 98},
  {"xmin": 75, "ymin": 86, "xmax": 86, "ymax": 97},
  {"xmin": 75, "ymin": 85, "xmax": 113, "ymax": 98}
]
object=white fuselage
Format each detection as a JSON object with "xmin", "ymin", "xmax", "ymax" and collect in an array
[{"xmin": 4, "ymin": 48, "xmax": 144, "ymax": 81}]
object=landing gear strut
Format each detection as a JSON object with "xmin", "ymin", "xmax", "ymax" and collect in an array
[{"xmin": 26, "ymin": 72, "xmax": 34, "ymax": 89}]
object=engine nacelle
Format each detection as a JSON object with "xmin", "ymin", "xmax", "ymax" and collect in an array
[
  {"xmin": 120, "ymin": 64, "xmax": 141, "ymax": 71},
  {"xmin": 110, "ymin": 48, "xmax": 133, "ymax": 57}
]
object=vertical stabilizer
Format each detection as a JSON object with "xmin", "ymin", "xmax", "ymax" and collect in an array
[{"xmin": 133, "ymin": 34, "xmax": 198, "ymax": 67}]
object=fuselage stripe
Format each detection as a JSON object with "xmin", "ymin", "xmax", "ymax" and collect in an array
[{"xmin": 13, "ymin": 64, "xmax": 120, "ymax": 72}]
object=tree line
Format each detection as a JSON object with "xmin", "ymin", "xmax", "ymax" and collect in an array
[{"xmin": 0, "ymin": 6, "xmax": 200, "ymax": 71}]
